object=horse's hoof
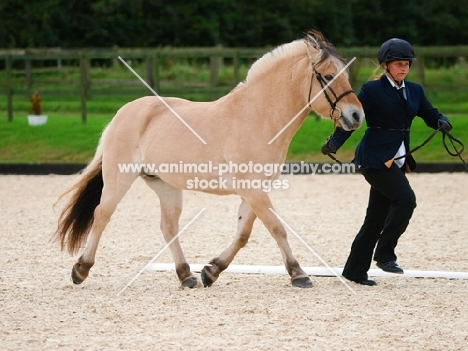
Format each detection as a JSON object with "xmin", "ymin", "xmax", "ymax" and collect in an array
[
  {"xmin": 71, "ymin": 266, "xmax": 84, "ymax": 285},
  {"xmin": 181, "ymin": 276, "xmax": 199, "ymax": 289},
  {"xmin": 292, "ymin": 277, "xmax": 313, "ymax": 288},
  {"xmin": 200, "ymin": 268, "xmax": 214, "ymax": 287}
]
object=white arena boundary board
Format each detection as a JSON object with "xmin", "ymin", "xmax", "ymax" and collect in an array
[{"xmin": 147, "ymin": 263, "xmax": 468, "ymax": 279}]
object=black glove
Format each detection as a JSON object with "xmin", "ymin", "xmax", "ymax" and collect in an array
[
  {"xmin": 321, "ymin": 142, "xmax": 337, "ymax": 155},
  {"xmin": 438, "ymin": 119, "xmax": 452, "ymax": 133}
]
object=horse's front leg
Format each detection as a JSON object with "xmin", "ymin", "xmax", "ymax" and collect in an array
[
  {"xmin": 201, "ymin": 199, "xmax": 257, "ymax": 287},
  {"xmin": 241, "ymin": 190, "xmax": 312, "ymax": 288}
]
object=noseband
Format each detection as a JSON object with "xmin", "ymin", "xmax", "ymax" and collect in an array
[{"xmin": 307, "ymin": 64, "xmax": 355, "ymax": 121}]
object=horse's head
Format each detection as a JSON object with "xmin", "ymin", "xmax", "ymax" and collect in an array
[{"xmin": 304, "ymin": 30, "xmax": 364, "ymax": 131}]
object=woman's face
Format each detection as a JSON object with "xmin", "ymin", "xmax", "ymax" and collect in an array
[{"xmin": 384, "ymin": 60, "xmax": 410, "ymax": 82}]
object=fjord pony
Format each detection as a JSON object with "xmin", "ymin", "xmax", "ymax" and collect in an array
[{"xmin": 55, "ymin": 30, "xmax": 364, "ymax": 289}]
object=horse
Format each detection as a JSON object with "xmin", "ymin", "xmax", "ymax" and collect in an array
[{"xmin": 55, "ymin": 30, "xmax": 364, "ymax": 289}]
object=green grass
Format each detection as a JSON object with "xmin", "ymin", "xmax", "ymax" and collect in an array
[
  {"xmin": 0, "ymin": 113, "xmax": 111, "ymax": 163},
  {"xmin": 1, "ymin": 111, "xmax": 466, "ymax": 164},
  {"xmin": 1, "ymin": 60, "xmax": 467, "ymax": 163}
]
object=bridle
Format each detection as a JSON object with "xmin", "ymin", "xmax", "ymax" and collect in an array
[
  {"xmin": 307, "ymin": 62, "xmax": 355, "ymax": 165},
  {"xmin": 307, "ymin": 63, "xmax": 355, "ymax": 121}
]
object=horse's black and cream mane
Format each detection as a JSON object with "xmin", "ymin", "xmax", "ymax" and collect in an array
[
  {"xmin": 303, "ymin": 29, "xmax": 345, "ymax": 66},
  {"xmin": 245, "ymin": 30, "xmax": 345, "ymax": 84}
]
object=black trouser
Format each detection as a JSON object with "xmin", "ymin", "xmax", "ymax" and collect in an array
[{"xmin": 342, "ymin": 163, "xmax": 417, "ymax": 282}]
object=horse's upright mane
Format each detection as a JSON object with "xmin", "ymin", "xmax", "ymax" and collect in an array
[
  {"xmin": 245, "ymin": 30, "xmax": 344, "ymax": 85},
  {"xmin": 303, "ymin": 29, "xmax": 345, "ymax": 65},
  {"xmin": 245, "ymin": 40, "xmax": 306, "ymax": 84}
]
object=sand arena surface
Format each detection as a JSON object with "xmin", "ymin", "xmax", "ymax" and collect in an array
[{"xmin": 1, "ymin": 173, "xmax": 467, "ymax": 350}]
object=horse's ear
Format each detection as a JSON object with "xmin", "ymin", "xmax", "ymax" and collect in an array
[{"xmin": 304, "ymin": 40, "xmax": 318, "ymax": 62}]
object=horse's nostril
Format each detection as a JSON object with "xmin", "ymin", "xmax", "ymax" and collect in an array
[{"xmin": 353, "ymin": 111, "xmax": 361, "ymax": 123}]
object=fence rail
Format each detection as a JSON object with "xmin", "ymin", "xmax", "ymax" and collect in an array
[{"xmin": 2, "ymin": 46, "xmax": 468, "ymax": 122}]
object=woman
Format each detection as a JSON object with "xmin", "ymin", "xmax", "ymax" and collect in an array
[{"xmin": 321, "ymin": 38, "xmax": 452, "ymax": 286}]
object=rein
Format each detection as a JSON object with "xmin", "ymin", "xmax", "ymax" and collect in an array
[
  {"xmin": 327, "ymin": 128, "xmax": 468, "ymax": 171},
  {"xmin": 394, "ymin": 129, "xmax": 467, "ymax": 171},
  {"xmin": 326, "ymin": 152, "xmax": 342, "ymax": 165},
  {"xmin": 393, "ymin": 129, "xmax": 438, "ymax": 161},
  {"xmin": 438, "ymin": 130, "xmax": 466, "ymax": 170}
]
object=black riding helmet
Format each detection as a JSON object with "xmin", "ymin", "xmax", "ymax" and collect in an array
[{"xmin": 378, "ymin": 38, "xmax": 416, "ymax": 65}]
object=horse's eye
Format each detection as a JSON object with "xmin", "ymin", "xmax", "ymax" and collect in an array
[{"xmin": 324, "ymin": 74, "xmax": 333, "ymax": 81}]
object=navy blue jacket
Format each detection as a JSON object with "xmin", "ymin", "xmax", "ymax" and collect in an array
[{"xmin": 328, "ymin": 75, "xmax": 450, "ymax": 171}]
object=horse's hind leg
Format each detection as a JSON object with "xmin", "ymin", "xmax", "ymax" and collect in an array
[
  {"xmin": 201, "ymin": 199, "xmax": 257, "ymax": 287},
  {"xmin": 144, "ymin": 179, "xmax": 199, "ymax": 288},
  {"xmin": 73, "ymin": 172, "xmax": 137, "ymax": 284}
]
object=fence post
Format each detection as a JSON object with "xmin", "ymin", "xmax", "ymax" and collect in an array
[
  {"xmin": 233, "ymin": 51, "xmax": 240, "ymax": 84},
  {"xmin": 153, "ymin": 52, "xmax": 160, "ymax": 94},
  {"xmin": 25, "ymin": 58, "xmax": 32, "ymax": 96},
  {"xmin": 349, "ymin": 57, "xmax": 361, "ymax": 87},
  {"xmin": 146, "ymin": 55, "xmax": 154, "ymax": 89},
  {"xmin": 112, "ymin": 46, "xmax": 119, "ymax": 67},
  {"xmin": 79, "ymin": 54, "xmax": 88, "ymax": 123},
  {"xmin": 210, "ymin": 55, "xmax": 219, "ymax": 100},
  {"xmin": 6, "ymin": 55, "xmax": 13, "ymax": 122},
  {"xmin": 416, "ymin": 55, "xmax": 425, "ymax": 87}
]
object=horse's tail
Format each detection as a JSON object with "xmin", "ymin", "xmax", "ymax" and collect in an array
[{"xmin": 54, "ymin": 139, "xmax": 105, "ymax": 255}]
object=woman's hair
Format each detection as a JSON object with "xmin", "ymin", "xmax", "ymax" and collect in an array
[{"xmin": 370, "ymin": 62, "xmax": 385, "ymax": 81}]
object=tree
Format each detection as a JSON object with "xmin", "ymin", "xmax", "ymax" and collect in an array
[{"xmin": 1, "ymin": 0, "xmax": 468, "ymax": 49}]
